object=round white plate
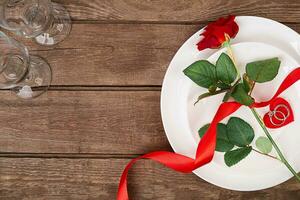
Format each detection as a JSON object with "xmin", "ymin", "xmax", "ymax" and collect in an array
[{"xmin": 161, "ymin": 16, "xmax": 300, "ymax": 191}]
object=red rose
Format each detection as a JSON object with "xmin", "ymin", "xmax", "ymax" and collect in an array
[{"xmin": 197, "ymin": 15, "xmax": 239, "ymax": 51}]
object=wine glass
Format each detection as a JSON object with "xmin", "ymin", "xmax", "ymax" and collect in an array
[
  {"xmin": 0, "ymin": 0, "xmax": 71, "ymax": 46},
  {"xmin": 0, "ymin": 31, "xmax": 51, "ymax": 98}
]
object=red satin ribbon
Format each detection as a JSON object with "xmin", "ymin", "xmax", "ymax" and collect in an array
[{"xmin": 117, "ymin": 68, "xmax": 300, "ymax": 200}]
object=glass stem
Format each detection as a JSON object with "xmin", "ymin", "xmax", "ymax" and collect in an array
[
  {"xmin": 250, "ymin": 108, "xmax": 300, "ymax": 182},
  {"xmin": 42, "ymin": 14, "xmax": 55, "ymax": 34}
]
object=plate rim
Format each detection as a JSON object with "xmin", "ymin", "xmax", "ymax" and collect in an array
[{"xmin": 160, "ymin": 16, "xmax": 300, "ymax": 191}]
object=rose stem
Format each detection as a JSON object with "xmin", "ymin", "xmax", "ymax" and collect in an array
[
  {"xmin": 226, "ymin": 42, "xmax": 237, "ymax": 65},
  {"xmin": 251, "ymin": 108, "xmax": 300, "ymax": 182},
  {"xmin": 194, "ymin": 88, "xmax": 229, "ymax": 105},
  {"xmin": 252, "ymin": 148, "xmax": 280, "ymax": 161},
  {"xmin": 249, "ymin": 82, "xmax": 256, "ymax": 94},
  {"xmin": 223, "ymin": 34, "xmax": 242, "ymax": 81}
]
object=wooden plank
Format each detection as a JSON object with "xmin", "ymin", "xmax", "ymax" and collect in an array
[
  {"xmin": 0, "ymin": 90, "xmax": 170, "ymax": 154},
  {"xmin": 0, "ymin": 157, "xmax": 300, "ymax": 200},
  {"xmin": 57, "ymin": 0, "xmax": 300, "ymax": 23},
  {"xmin": 11, "ymin": 23, "xmax": 299, "ymax": 86},
  {"xmin": 21, "ymin": 23, "xmax": 199, "ymax": 86}
]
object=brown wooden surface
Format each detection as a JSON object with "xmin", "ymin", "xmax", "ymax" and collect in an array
[
  {"xmin": 0, "ymin": 90, "xmax": 168, "ymax": 154},
  {"xmin": 1, "ymin": 158, "xmax": 300, "ymax": 200},
  {"xmin": 1, "ymin": 0, "xmax": 300, "ymax": 199}
]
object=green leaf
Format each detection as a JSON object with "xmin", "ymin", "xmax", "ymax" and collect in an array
[
  {"xmin": 224, "ymin": 146, "xmax": 252, "ymax": 167},
  {"xmin": 217, "ymin": 82, "xmax": 231, "ymax": 90},
  {"xmin": 198, "ymin": 123, "xmax": 234, "ymax": 152},
  {"xmin": 243, "ymin": 76, "xmax": 251, "ymax": 93},
  {"xmin": 198, "ymin": 124, "xmax": 210, "ymax": 139},
  {"xmin": 183, "ymin": 60, "xmax": 217, "ymax": 88},
  {"xmin": 223, "ymin": 91, "xmax": 232, "ymax": 102},
  {"xmin": 215, "ymin": 123, "xmax": 235, "ymax": 152},
  {"xmin": 246, "ymin": 58, "xmax": 281, "ymax": 83},
  {"xmin": 255, "ymin": 136, "xmax": 273, "ymax": 154},
  {"xmin": 216, "ymin": 53, "xmax": 238, "ymax": 84},
  {"xmin": 231, "ymin": 83, "xmax": 254, "ymax": 106},
  {"xmin": 208, "ymin": 85, "xmax": 217, "ymax": 93},
  {"xmin": 227, "ymin": 117, "xmax": 255, "ymax": 147}
]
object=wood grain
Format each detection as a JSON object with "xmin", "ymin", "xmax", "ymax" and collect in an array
[
  {"xmin": 26, "ymin": 23, "xmax": 199, "ymax": 86},
  {"xmin": 8, "ymin": 23, "xmax": 299, "ymax": 86},
  {"xmin": 1, "ymin": 1, "xmax": 300, "ymax": 198},
  {"xmin": 0, "ymin": 158, "xmax": 300, "ymax": 200},
  {"xmin": 56, "ymin": 0, "xmax": 300, "ymax": 23},
  {"xmin": 0, "ymin": 90, "xmax": 170, "ymax": 154}
]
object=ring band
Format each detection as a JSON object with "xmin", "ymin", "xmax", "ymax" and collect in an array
[
  {"xmin": 268, "ymin": 104, "xmax": 290, "ymax": 126},
  {"xmin": 273, "ymin": 104, "xmax": 290, "ymax": 120}
]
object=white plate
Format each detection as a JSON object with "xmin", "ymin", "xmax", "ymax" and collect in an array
[{"xmin": 161, "ymin": 16, "xmax": 300, "ymax": 191}]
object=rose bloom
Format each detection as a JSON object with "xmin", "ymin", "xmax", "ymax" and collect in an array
[{"xmin": 197, "ymin": 15, "xmax": 239, "ymax": 51}]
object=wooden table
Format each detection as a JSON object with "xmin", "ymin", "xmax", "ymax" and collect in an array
[{"xmin": 1, "ymin": 0, "xmax": 300, "ymax": 199}]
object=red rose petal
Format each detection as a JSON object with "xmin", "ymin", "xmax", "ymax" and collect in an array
[{"xmin": 197, "ymin": 15, "xmax": 239, "ymax": 51}]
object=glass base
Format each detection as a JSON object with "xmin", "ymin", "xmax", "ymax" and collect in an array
[
  {"xmin": 34, "ymin": 2, "xmax": 71, "ymax": 46},
  {"xmin": 13, "ymin": 56, "xmax": 52, "ymax": 99}
]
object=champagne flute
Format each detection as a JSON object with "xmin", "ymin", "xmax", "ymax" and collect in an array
[
  {"xmin": 0, "ymin": 0, "xmax": 71, "ymax": 45},
  {"xmin": 0, "ymin": 31, "xmax": 51, "ymax": 98}
]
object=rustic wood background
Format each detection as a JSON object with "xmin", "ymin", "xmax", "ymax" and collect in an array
[{"xmin": 1, "ymin": 0, "xmax": 300, "ymax": 199}]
